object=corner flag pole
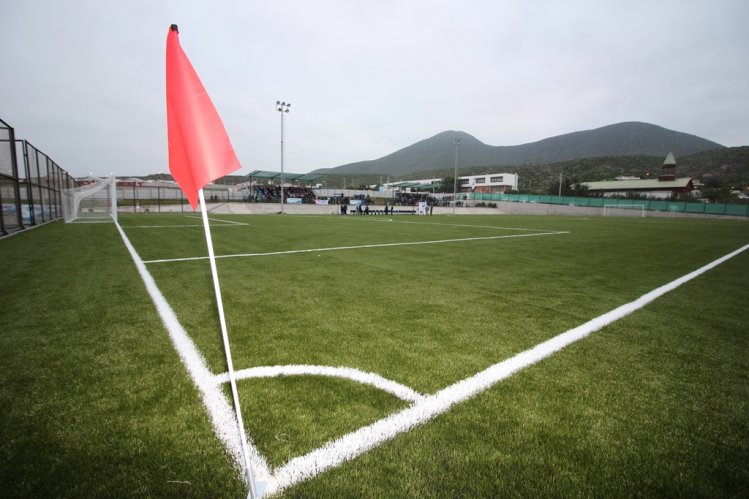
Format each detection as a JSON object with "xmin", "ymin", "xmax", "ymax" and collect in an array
[
  {"xmin": 166, "ymin": 25, "xmax": 261, "ymax": 496},
  {"xmin": 198, "ymin": 189, "xmax": 259, "ymax": 498}
]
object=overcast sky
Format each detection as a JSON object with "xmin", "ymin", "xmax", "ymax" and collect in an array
[{"xmin": 1, "ymin": 0, "xmax": 747, "ymax": 178}]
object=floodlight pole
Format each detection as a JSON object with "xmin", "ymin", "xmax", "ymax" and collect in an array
[
  {"xmin": 276, "ymin": 101, "xmax": 291, "ymax": 213},
  {"xmin": 453, "ymin": 137, "xmax": 461, "ymax": 215}
]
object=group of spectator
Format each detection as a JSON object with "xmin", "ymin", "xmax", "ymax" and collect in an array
[
  {"xmin": 245, "ymin": 186, "xmax": 316, "ymax": 203},
  {"xmin": 396, "ymin": 192, "xmax": 430, "ymax": 205},
  {"xmin": 340, "ymin": 202, "xmax": 423, "ymax": 215},
  {"xmin": 242, "ymin": 186, "xmax": 450, "ymax": 211}
]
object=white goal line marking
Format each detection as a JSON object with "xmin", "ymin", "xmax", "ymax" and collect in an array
[
  {"xmin": 185, "ymin": 215, "xmax": 249, "ymax": 226},
  {"xmin": 264, "ymin": 241, "xmax": 749, "ymax": 495},
  {"xmin": 143, "ymin": 230, "xmax": 569, "ymax": 264},
  {"xmin": 124, "ymin": 224, "xmax": 247, "ymax": 228},
  {"xmin": 124, "ymin": 216, "xmax": 249, "ymax": 229}
]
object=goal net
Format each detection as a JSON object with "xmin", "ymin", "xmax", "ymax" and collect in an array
[
  {"xmin": 62, "ymin": 175, "xmax": 118, "ymax": 223},
  {"xmin": 603, "ymin": 203, "xmax": 646, "ymax": 218}
]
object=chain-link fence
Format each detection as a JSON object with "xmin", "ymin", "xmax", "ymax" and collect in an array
[
  {"xmin": 116, "ymin": 184, "xmax": 243, "ymax": 212},
  {"xmin": 23, "ymin": 140, "xmax": 76, "ymax": 225},
  {"xmin": 0, "ymin": 119, "xmax": 23, "ymax": 234},
  {"xmin": 1, "ymin": 118, "xmax": 76, "ymax": 235}
]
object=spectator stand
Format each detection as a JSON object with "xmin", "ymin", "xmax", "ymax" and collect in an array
[{"xmin": 245, "ymin": 170, "xmax": 325, "ymax": 204}]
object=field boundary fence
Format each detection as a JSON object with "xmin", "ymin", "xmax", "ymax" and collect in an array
[
  {"xmin": 115, "ymin": 184, "xmax": 243, "ymax": 213},
  {"xmin": 1, "ymin": 118, "xmax": 77, "ymax": 236},
  {"xmin": 468, "ymin": 192, "xmax": 749, "ymax": 217}
]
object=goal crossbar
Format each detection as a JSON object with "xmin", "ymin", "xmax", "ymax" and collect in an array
[{"xmin": 603, "ymin": 203, "xmax": 646, "ymax": 218}]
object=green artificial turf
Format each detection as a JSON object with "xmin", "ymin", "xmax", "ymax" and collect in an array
[
  {"xmin": 286, "ymin": 242, "xmax": 749, "ymax": 497},
  {"xmin": 0, "ymin": 222, "xmax": 245, "ymax": 497},
  {"xmin": 2, "ymin": 213, "xmax": 747, "ymax": 497},
  {"xmin": 234, "ymin": 376, "xmax": 409, "ymax": 469}
]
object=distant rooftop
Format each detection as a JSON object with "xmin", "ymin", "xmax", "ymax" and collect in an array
[
  {"xmin": 246, "ymin": 170, "xmax": 325, "ymax": 182},
  {"xmin": 583, "ymin": 178, "xmax": 692, "ymax": 190}
]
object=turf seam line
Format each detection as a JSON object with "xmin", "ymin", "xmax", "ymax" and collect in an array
[
  {"xmin": 264, "ymin": 241, "xmax": 749, "ymax": 495},
  {"xmin": 142, "ymin": 231, "xmax": 570, "ymax": 264}
]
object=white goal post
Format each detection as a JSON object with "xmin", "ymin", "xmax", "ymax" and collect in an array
[
  {"xmin": 62, "ymin": 175, "xmax": 118, "ymax": 223},
  {"xmin": 603, "ymin": 203, "xmax": 646, "ymax": 218}
]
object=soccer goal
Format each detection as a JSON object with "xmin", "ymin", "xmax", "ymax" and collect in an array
[
  {"xmin": 62, "ymin": 175, "xmax": 118, "ymax": 223},
  {"xmin": 603, "ymin": 203, "xmax": 646, "ymax": 218}
]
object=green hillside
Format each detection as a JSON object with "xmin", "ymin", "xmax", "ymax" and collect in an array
[
  {"xmin": 312, "ymin": 122, "xmax": 725, "ymax": 176},
  {"xmin": 316, "ymin": 147, "xmax": 749, "ymax": 196},
  {"xmin": 450, "ymin": 147, "xmax": 749, "ymax": 194}
]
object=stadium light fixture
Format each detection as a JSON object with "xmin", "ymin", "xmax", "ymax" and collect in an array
[
  {"xmin": 453, "ymin": 137, "xmax": 461, "ymax": 215},
  {"xmin": 275, "ymin": 101, "xmax": 291, "ymax": 213}
]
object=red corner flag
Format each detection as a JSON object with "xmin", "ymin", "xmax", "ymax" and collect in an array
[{"xmin": 166, "ymin": 25, "xmax": 241, "ymax": 210}]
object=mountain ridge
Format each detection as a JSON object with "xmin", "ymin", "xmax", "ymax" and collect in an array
[{"xmin": 311, "ymin": 122, "xmax": 725, "ymax": 176}]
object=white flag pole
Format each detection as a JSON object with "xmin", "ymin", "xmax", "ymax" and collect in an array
[{"xmin": 198, "ymin": 188, "xmax": 260, "ymax": 498}]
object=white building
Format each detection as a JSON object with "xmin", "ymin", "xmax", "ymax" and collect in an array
[
  {"xmin": 458, "ymin": 173, "xmax": 518, "ymax": 194},
  {"xmin": 383, "ymin": 173, "xmax": 519, "ymax": 194}
]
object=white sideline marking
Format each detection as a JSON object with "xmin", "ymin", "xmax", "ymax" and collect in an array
[
  {"xmin": 114, "ymin": 221, "xmax": 272, "ymax": 485},
  {"xmin": 264, "ymin": 241, "xmax": 749, "ymax": 495},
  {"xmin": 143, "ymin": 230, "xmax": 569, "ymax": 264},
  {"xmin": 214, "ymin": 365, "xmax": 425, "ymax": 403}
]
